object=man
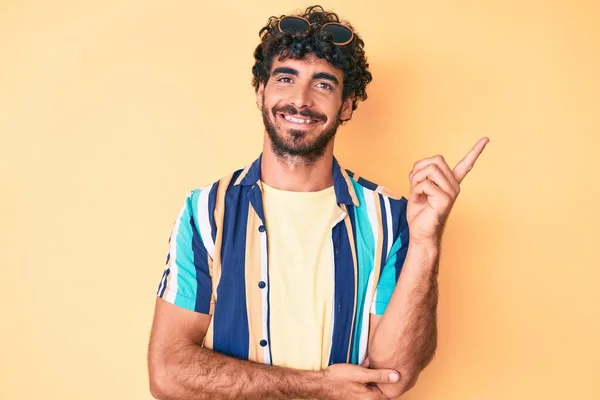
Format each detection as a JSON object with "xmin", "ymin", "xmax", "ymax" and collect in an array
[{"xmin": 148, "ymin": 5, "xmax": 488, "ymax": 400}]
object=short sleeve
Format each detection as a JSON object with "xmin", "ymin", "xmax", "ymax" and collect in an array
[
  {"xmin": 370, "ymin": 200, "xmax": 410, "ymax": 315},
  {"xmin": 156, "ymin": 190, "xmax": 213, "ymax": 314}
]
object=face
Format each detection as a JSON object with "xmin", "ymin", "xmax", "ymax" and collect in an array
[{"xmin": 257, "ymin": 54, "xmax": 353, "ymax": 164}]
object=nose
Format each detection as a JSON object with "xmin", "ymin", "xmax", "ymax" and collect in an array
[{"xmin": 290, "ymin": 82, "xmax": 313, "ymax": 109}]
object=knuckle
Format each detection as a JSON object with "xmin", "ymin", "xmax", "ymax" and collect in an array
[{"xmin": 429, "ymin": 164, "xmax": 442, "ymax": 174}]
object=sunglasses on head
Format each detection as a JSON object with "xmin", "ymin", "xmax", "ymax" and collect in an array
[{"xmin": 277, "ymin": 15, "xmax": 355, "ymax": 46}]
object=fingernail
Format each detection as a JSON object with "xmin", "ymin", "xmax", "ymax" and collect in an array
[{"xmin": 389, "ymin": 372, "xmax": 400, "ymax": 383}]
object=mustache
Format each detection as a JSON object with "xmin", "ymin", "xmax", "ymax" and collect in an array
[{"xmin": 272, "ymin": 105, "xmax": 327, "ymax": 122}]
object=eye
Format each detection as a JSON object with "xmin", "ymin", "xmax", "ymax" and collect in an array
[
  {"xmin": 277, "ymin": 77, "xmax": 293, "ymax": 83},
  {"xmin": 316, "ymin": 82, "xmax": 333, "ymax": 90}
]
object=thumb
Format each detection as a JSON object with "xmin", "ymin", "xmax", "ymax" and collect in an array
[{"xmin": 355, "ymin": 368, "xmax": 400, "ymax": 384}]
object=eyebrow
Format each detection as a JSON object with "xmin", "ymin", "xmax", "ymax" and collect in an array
[
  {"xmin": 272, "ymin": 67, "xmax": 298, "ymax": 76},
  {"xmin": 272, "ymin": 67, "xmax": 340, "ymax": 85},
  {"xmin": 312, "ymin": 72, "xmax": 339, "ymax": 85}
]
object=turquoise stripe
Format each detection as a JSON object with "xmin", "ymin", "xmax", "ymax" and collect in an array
[
  {"xmin": 190, "ymin": 188, "xmax": 200, "ymax": 226},
  {"xmin": 174, "ymin": 292, "xmax": 197, "ymax": 309},
  {"xmin": 350, "ymin": 180, "xmax": 376, "ymax": 364},
  {"xmin": 174, "ymin": 192, "xmax": 199, "ymax": 309},
  {"xmin": 373, "ymin": 235, "xmax": 403, "ymax": 314}
]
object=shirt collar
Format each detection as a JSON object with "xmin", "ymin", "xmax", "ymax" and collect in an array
[{"xmin": 234, "ymin": 153, "xmax": 360, "ymax": 207}]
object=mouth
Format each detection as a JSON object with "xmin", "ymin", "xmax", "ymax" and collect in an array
[{"xmin": 277, "ymin": 113, "xmax": 321, "ymax": 126}]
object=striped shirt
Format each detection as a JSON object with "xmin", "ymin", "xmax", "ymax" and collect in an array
[{"xmin": 157, "ymin": 154, "xmax": 410, "ymax": 366}]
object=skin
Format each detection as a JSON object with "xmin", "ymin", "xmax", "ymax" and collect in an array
[
  {"xmin": 148, "ymin": 49, "xmax": 490, "ymax": 399},
  {"xmin": 256, "ymin": 54, "xmax": 353, "ymax": 192},
  {"xmin": 148, "ymin": 55, "xmax": 399, "ymax": 400},
  {"xmin": 367, "ymin": 137, "xmax": 489, "ymax": 398}
]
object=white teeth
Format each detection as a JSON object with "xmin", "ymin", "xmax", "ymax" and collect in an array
[{"xmin": 284, "ymin": 115, "xmax": 314, "ymax": 124}]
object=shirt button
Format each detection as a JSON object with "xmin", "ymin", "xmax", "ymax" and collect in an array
[
  {"xmin": 258, "ymin": 281, "xmax": 266, "ymax": 289},
  {"xmin": 258, "ymin": 225, "xmax": 266, "ymax": 233},
  {"xmin": 260, "ymin": 339, "xmax": 268, "ymax": 347}
]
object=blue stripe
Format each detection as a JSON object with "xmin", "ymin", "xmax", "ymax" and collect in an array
[
  {"xmin": 387, "ymin": 197, "xmax": 406, "ymax": 243},
  {"xmin": 332, "ymin": 160, "xmax": 357, "ymax": 206},
  {"xmin": 212, "ymin": 183, "xmax": 250, "ymax": 359},
  {"xmin": 393, "ymin": 198, "xmax": 409, "ymax": 281},
  {"xmin": 208, "ymin": 182, "xmax": 219, "ymax": 244},
  {"xmin": 237, "ymin": 154, "xmax": 262, "ymax": 186},
  {"xmin": 157, "ymin": 268, "xmax": 169, "ymax": 298},
  {"xmin": 356, "ymin": 176, "xmax": 378, "ymax": 191},
  {"xmin": 191, "ymin": 214, "xmax": 212, "ymax": 314},
  {"xmin": 328, "ymin": 215, "xmax": 356, "ymax": 365}
]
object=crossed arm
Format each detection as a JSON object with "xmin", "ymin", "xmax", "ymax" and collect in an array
[
  {"xmin": 147, "ymin": 242, "xmax": 439, "ymax": 400},
  {"xmin": 149, "ymin": 300, "xmax": 328, "ymax": 400},
  {"xmin": 368, "ymin": 243, "xmax": 440, "ymax": 398}
]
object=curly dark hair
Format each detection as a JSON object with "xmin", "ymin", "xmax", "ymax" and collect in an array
[{"xmin": 251, "ymin": 5, "xmax": 372, "ymax": 111}]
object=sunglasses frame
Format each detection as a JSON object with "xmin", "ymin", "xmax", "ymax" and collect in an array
[{"xmin": 276, "ymin": 15, "xmax": 355, "ymax": 46}]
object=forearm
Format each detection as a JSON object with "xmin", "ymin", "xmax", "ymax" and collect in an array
[
  {"xmin": 150, "ymin": 342, "xmax": 324, "ymax": 400},
  {"xmin": 370, "ymin": 243, "xmax": 440, "ymax": 384}
]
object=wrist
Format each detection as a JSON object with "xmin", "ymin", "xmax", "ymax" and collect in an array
[
  {"xmin": 297, "ymin": 369, "xmax": 329, "ymax": 399},
  {"xmin": 408, "ymin": 241, "xmax": 440, "ymax": 259}
]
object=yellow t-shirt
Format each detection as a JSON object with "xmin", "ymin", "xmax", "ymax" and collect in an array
[{"xmin": 261, "ymin": 181, "xmax": 346, "ymax": 370}]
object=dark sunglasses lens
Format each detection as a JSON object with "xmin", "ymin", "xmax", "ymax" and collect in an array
[
  {"xmin": 323, "ymin": 24, "xmax": 353, "ymax": 44},
  {"xmin": 279, "ymin": 17, "xmax": 309, "ymax": 33}
]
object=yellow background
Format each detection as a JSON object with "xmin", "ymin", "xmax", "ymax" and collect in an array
[{"xmin": 1, "ymin": 1, "xmax": 599, "ymax": 399}]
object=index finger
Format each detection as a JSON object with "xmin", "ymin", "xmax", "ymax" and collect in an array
[{"xmin": 453, "ymin": 137, "xmax": 489, "ymax": 183}]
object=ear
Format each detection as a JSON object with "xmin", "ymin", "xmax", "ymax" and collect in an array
[
  {"xmin": 340, "ymin": 96, "xmax": 354, "ymax": 122},
  {"xmin": 256, "ymin": 83, "xmax": 265, "ymax": 110}
]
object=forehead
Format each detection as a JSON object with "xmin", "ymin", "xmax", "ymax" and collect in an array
[{"xmin": 270, "ymin": 54, "xmax": 344, "ymax": 81}]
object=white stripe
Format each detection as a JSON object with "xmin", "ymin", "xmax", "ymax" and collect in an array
[
  {"xmin": 363, "ymin": 188, "xmax": 380, "ymax": 275},
  {"xmin": 165, "ymin": 287, "xmax": 177, "ymax": 303},
  {"xmin": 358, "ymin": 270, "xmax": 375, "ymax": 365},
  {"xmin": 260, "ymin": 227, "xmax": 271, "ymax": 365},
  {"xmin": 197, "ymin": 183, "xmax": 216, "ymax": 259},
  {"xmin": 370, "ymin": 289, "xmax": 378, "ymax": 314},
  {"xmin": 166, "ymin": 198, "xmax": 187, "ymax": 302},
  {"xmin": 361, "ymin": 189, "xmax": 380, "ymax": 363},
  {"xmin": 383, "ymin": 196, "xmax": 393, "ymax": 260}
]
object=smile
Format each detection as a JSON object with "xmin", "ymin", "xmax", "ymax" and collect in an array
[{"xmin": 278, "ymin": 113, "xmax": 320, "ymax": 125}]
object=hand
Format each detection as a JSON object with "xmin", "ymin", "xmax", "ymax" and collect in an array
[
  {"xmin": 321, "ymin": 363, "xmax": 400, "ymax": 400},
  {"xmin": 360, "ymin": 356, "xmax": 414, "ymax": 399},
  {"xmin": 407, "ymin": 137, "xmax": 489, "ymax": 246}
]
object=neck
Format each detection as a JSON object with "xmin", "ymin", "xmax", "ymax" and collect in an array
[{"xmin": 260, "ymin": 136, "xmax": 335, "ymax": 192}]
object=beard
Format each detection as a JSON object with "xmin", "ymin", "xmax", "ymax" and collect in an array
[{"xmin": 262, "ymin": 98, "xmax": 343, "ymax": 165}]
